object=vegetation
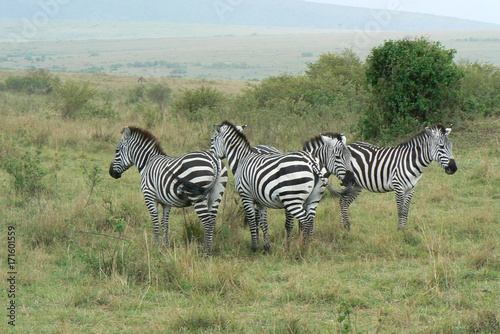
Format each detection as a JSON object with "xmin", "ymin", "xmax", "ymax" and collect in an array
[
  {"xmin": 0, "ymin": 39, "xmax": 499, "ymax": 332},
  {"xmin": 363, "ymin": 37, "xmax": 464, "ymax": 139}
]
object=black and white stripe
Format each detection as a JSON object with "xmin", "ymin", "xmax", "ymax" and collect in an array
[
  {"xmin": 341, "ymin": 125, "xmax": 457, "ymax": 230},
  {"xmin": 109, "ymin": 126, "xmax": 227, "ymax": 255},
  {"xmin": 210, "ymin": 121, "xmax": 352, "ymax": 252}
]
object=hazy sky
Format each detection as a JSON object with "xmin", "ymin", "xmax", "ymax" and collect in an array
[{"xmin": 307, "ymin": 0, "xmax": 500, "ymax": 25}]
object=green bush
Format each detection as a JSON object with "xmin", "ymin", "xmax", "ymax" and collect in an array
[
  {"xmin": 2, "ymin": 148, "xmax": 47, "ymax": 197},
  {"xmin": 457, "ymin": 61, "xmax": 500, "ymax": 118},
  {"xmin": 363, "ymin": 37, "xmax": 463, "ymax": 140},
  {"xmin": 146, "ymin": 83, "xmax": 172, "ymax": 110},
  {"xmin": 173, "ymin": 85, "xmax": 225, "ymax": 120},
  {"xmin": 126, "ymin": 84, "xmax": 146, "ymax": 104},
  {"xmin": 3, "ymin": 68, "xmax": 58, "ymax": 94},
  {"xmin": 52, "ymin": 79, "xmax": 97, "ymax": 119}
]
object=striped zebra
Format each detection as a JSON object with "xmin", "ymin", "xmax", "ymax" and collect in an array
[
  {"xmin": 109, "ymin": 126, "xmax": 227, "ymax": 255},
  {"xmin": 251, "ymin": 135, "xmax": 354, "ymax": 240},
  {"xmin": 340, "ymin": 125, "xmax": 457, "ymax": 230},
  {"xmin": 210, "ymin": 121, "xmax": 353, "ymax": 252}
]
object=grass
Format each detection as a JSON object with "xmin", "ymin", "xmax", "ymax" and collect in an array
[{"xmin": 0, "ymin": 70, "xmax": 499, "ymax": 333}]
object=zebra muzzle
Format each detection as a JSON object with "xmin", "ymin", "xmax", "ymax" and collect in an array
[
  {"xmin": 109, "ymin": 166, "xmax": 122, "ymax": 179},
  {"xmin": 445, "ymin": 159, "xmax": 457, "ymax": 175}
]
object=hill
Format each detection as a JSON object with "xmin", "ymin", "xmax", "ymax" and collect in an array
[{"xmin": 3, "ymin": 0, "xmax": 499, "ymax": 31}]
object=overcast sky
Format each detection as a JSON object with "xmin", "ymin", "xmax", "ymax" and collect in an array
[{"xmin": 306, "ymin": 0, "xmax": 500, "ymax": 25}]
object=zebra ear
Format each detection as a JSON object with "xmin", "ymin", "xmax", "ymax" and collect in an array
[
  {"xmin": 122, "ymin": 126, "xmax": 132, "ymax": 139},
  {"xmin": 340, "ymin": 134, "xmax": 346, "ymax": 145},
  {"xmin": 235, "ymin": 125, "xmax": 247, "ymax": 132},
  {"xmin": 214, "ymin": 124, "xmax": 221, "ymax": 133},
  {"xmin": 445, "ymin": 128, "xmax": 452, "ymax": 136}
]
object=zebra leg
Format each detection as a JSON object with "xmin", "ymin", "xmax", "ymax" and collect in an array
[
  {"xmin": 395, "ymin": 188, "xmax": 416, "ymax": 230},
  {"xmin": 241, "ymin": 198, "xmax": 259, "ymax": 252},
  {"xmin": 284, "ymin": 210, "xmax": 295, "ymax": 249},
  {"xmin": 145, "ymin": 199, "xmax": 161, "ymax": 243},
  {"xmin": 192, "ymin": 201, "xmax": 216, "ymax": 256},
  {"xmin": 339, "ymin": 185, "xmax": 362, "ymax": 230},
  {"xmin": 256, "ymin": 206, "xmax": 271, "ymax": 253},
  {"xmin": 160, "ymin": 205, "xmax": 172, "ymax": 246}
]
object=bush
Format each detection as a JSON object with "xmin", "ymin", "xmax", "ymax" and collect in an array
[
  {"xmin": 2, "ymin": 148, "xmax": 47, "ymax": 197},
  {"xmin": 126, "ymin": 85, "xmax": 146, "ymax": 104},
  {"xmin": 173, "ymin": 85, "xmax": 225, "ymax": 120},
  {"xmin": 363, "ymin": 37, "xmax": 463, "ymax": 140},
  {"xmin": 52, "ymin": 79, "xmax": 97, "ymax": 119},
  {"xmin": 457, "ymin": 61, "xmax": 500, "ymax": 118},
  {"xmin": 146, "ymin": 83, "xmax": 172, "ymax": 110},
  {"xmin": 3, "ymin": 68, "xmax": 58, "ymax": 94}
]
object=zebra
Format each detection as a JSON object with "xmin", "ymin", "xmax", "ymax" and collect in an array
[
  {"xmin": 210, "ymin": 121, "xmax": 353, "ymax": 252},
  {"xmin": 340, "ymin": 124, "xmax": 458, "ymax": 230},
  {"xmin": 251, "ymin": 136, "xmax": 354, "ymax": 239},
  {"xmin": 109, "ymin": 126, "xmax": 227, "ymax": 255}
]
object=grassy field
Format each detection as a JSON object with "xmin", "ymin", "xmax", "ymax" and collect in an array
[
  {"xmin": 0, "ymin": 69, "xmax": 498, "ymax": 333},
  {"xmin": 1, "ymin": 19, "xmax": 499, "ymax": 80}
]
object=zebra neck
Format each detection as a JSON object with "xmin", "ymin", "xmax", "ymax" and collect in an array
[
  {"xmin": 226, "ymin": 146, "xmax": 251, "ymax": 175},
  {"xmin": 135, "ymin": 147, "xmax": 164, "ymax": 173},
  {"xmin": 407, "ymin": 135, "xmax": 433, "ymax": 170}
]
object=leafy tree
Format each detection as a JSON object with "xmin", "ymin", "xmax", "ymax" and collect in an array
[{"xmin": 362, "ymin": 37, "xmax": 463, "ymax": 140}]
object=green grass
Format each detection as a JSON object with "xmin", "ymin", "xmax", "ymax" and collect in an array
[{"xmin": 0, "ymin": 70, "xmax": 499, "ymax": 333}]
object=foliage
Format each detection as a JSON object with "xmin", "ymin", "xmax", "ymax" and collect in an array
[
  {"xmin": 52, "ymin": 79, "xmax": 98, "ymax": 118},
  {"xmin": 456, "ymin": 61, "xmax": 500, "ymax": 118},
  {"xmin": 145, "ymin": 83, "xmax": 172, "ymax": 110},
  {"xmin": 306, "ymin": 48, "xmax": 364, "ymax": 87},
  {"xmin": 3, "ymin": 68, "xmax": 58, "ymax": 94},
  {"xmin": 126, "ymin": 84, "xmax": 146, "ymax": 104},
  {"xmin": 237, "ymin": 48, "xmax": 367, "ymax": 122},
  {"xmin": 173, "ymin": 85, "xmax": 225, "ymax": 120},
  {"xmin": 2, "ymin": 147, "xmax": 47, "ymax": 197},
  {"xmin": 362, "ymin": 37, "xmax": 464, "ymax": 140}
]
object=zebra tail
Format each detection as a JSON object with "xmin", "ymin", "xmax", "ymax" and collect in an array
[
  {"xmin": 177, "ymin": 177, "xmax": 212, "ymax": 198},
  {"xmin": 326, "ymin": 184, "xmax": 355, "ymax": 198}
]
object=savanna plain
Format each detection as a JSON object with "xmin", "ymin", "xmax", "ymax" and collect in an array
[{"xmin": 0, "ymin": 44, "xmax": 499, "ymax": 333}]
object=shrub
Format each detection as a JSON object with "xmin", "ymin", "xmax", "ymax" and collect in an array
[
  {"xmin": 362, "ymin": 37, "xmax": 463, "ymax": 140},
  {"xmin": 3, "ymin": 68, "xmax": 58, "ymax": 94},
  {"xmin": 2, "ymin": 148, "xmax": 47, "ymax": 197},
  {"xmin": 146, "ymin": 83, "xmax": 172, "ymax": 110},
  {"xmin": 173, "ymin": 85, "xmax": 225, "ymax": 120},
  {"xmin": 126, "ymin": 85, "xmax": 146, "ymax": 104},
  {"xmin": 52, "ymin": 79, "xmax": 97, "ymax": 119},
  {"xmin": 456, "ymin": 61, "xmax": 500, "ymax": 118}
]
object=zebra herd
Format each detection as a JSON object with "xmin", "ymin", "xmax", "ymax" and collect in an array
[{"xmin": 109, "ymin": 121, "xmax": 457, "ymax": 255}]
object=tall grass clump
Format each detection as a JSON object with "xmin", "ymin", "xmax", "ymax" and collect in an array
[
  {"xmin": 2, "ymin": 147, "xmax": 47, "ymax": 198},
  {"xmin": 172, "ymin": 85, "xmax": 226, "ymax": 121}
]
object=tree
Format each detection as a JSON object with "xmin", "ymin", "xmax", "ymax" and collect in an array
[{"xmin": 362, "ymin": 37, "xmax": 463, "ymax": 139}]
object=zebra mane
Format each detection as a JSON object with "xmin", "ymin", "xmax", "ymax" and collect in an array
[
  {"xmin": 220, "ymin": 120, "xmax": 252, "ymax": 149},
  {"xmin": 127, "ymin": 126, "xmax": 166, "ymax": 155},
  {"xmin": 303, "ymin": 132, "xmax": 343, "ymax": 150},
  {"xmin": 401, "ymin": 124, "xmax": 446, "ymax": 146}
]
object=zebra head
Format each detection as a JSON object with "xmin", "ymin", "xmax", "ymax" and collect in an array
[
  {"xmin": 109, "ymin": 127, "xmax": 136, "ymax": 179},
  {"xmin": 211, "ymin": 121, "xmax": 248, "ymax": 160},
  {"xmin": 426, "ymin": 125, "xmax": 457, "ymax": 175},
  {"xmin": 320, "ymin": 133, "xmax": 354, "ymax": 183}
]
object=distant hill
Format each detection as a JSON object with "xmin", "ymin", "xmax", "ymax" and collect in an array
[{"xmin": 3, "ymin": 0, "xmax": 499, "ymax": 31}]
